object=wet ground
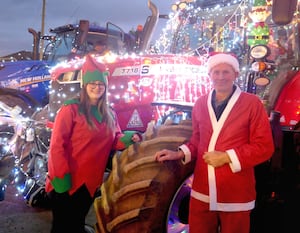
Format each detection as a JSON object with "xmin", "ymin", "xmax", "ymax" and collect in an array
[
  {"xmin": 1, "ymin": 174, "xmax": 299, "ymax": 233},
  {"xmin": 0, "ymin": 185, "xmax": 96, "ymax": 233}
]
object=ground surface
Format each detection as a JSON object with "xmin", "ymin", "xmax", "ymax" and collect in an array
[{"xmin": 0, "ymin": 185, "xmax": 96, "ymax": 233}]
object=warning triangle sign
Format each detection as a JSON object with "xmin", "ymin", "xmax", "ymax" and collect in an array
[{"xmin": 127, "ymin": 109, "xmax": 144, "ymax": 128}]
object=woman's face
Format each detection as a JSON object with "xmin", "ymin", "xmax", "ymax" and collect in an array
[{"xmin": 86, "ymin": 81, "xmax": 106, "ymax": 104}]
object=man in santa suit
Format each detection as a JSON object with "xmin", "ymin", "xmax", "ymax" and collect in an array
[{"xmin": 155, "ymin": 52, "xmax": 274, "ymax": 233}]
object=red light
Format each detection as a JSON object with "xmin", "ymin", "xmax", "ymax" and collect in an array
[{"xmin": 136, "ymin": 25, "xmax": 143, "ymax": 31}]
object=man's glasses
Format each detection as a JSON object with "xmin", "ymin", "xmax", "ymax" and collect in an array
[{"xmin": 88, "ymin": 82, "xmax": 105, "ymax": 89}]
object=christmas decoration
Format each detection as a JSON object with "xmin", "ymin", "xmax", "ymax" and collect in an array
[{"xmin": 247, "ymin": 0, "xmax": 271, "ymax": 46}]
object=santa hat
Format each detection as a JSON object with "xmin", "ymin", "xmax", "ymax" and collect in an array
[
  {"xmin": 81, "ymin": 55, "xmax": 109, "ymax": 87},
  {"xmin": 207, "ymin": 52, "xmax": 240, "ymax": 73}
]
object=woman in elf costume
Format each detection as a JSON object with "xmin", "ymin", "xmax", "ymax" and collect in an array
[{"xmin": 46, "ymin": 55, "xmax": 141, "ymax": 233}]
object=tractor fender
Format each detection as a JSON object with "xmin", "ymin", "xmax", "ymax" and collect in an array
[{"xmin": 0, "ymin": 87, "xmax": 39, "ymax": 116}]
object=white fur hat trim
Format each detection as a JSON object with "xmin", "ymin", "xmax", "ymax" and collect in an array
[{"xmin": 207, "ymin": 53, "xmax": 239, "ymax": 72}]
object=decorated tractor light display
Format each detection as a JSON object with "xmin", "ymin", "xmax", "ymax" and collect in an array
[
  {"xmin": 47, "ymin": 54, "xmax": 212, "ymax": 132},
  {"xmin": 0, "ymin": 0, "xmax": 299, "ymax": 232},
  {"xmin": 247, "ymin": 44, "xmax": 276, "ymax": 93}
]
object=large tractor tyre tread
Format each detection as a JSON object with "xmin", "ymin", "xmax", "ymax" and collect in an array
[{"xmin": 94, "ymin": 121, "xmax": 195, "ymax": 233}]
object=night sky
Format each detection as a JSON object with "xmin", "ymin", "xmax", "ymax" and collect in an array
[{"xmin": 0, "ymin": 0, "xmax": 175, "ymax": 56}]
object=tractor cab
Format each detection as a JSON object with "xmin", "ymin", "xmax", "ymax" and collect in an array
[
  {"xmin": 43, "ymin": 21, "xmax": 136, "ymax": 62},
  {"xmin": 0, "ymin": 20, "xmax": 145, "ymax": 107}
]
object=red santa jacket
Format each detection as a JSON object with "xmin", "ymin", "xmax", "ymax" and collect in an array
[
  {"xmin": 45, "ymin": 102, "xmax": 136, "ymax": 197},
  {"xmin": 179, "ymin": 86, "xmax": 274, "ymax": 211}
]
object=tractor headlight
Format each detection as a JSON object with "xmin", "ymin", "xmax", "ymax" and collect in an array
[{"xmin": 249, "ymin": 45, "xmax": 270, "ymax": 60}]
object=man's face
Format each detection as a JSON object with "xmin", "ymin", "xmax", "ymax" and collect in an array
[{"xmin": 209, "ymin": 63, "xmax": 238, "ymax": 93}]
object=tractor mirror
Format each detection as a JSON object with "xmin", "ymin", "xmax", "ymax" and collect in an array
[{"xmin": 272, "ymin": 0, "xmax": 297, "ymax": 25}]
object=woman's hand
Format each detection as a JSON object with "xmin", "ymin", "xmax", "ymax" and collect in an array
[{"xmin": 131, "ymin": 133, "xmax": 142, "ymax": 142}]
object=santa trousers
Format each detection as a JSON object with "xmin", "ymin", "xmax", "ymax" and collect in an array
[{"xmin": 189, "ymin": 196, "xmax": 251, "ymax": 233}]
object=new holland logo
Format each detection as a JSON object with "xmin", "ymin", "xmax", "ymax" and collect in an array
[{"xmin": 127, "ymin": 109, "xmax": 144, "ymax": 128}]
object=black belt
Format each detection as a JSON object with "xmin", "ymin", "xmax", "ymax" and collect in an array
[{"xmin": 247, "ymin": 35, "xmax": 269, "ymax": 40}]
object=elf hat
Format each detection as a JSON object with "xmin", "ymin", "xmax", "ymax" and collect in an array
[
  {"xmin": 251, "ymin": 0, "xmax": 268, "ymax": 11},
  {"xmin": 81, "ymin": 55, "xmax": 109, "ymax": 87},
  {"xmin": 207, "ymin": 52, "xmax": 240, "ymax": 73},
  {"xmin": 253, "ymin": 0, "xmax": 267, "ymax": 7}
]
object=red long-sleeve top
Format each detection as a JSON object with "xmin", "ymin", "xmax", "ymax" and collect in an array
[{"xmin": 45, "ymin": 102, "xmax": 133, "ymax": 197}]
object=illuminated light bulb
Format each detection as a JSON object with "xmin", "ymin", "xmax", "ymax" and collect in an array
[
  {"xmin": 251, "ymin": 61, "xmax": 267, "ymax": 72},
  {"xmin": 143, "ymin": 59, "xmax": 152, "ymax": 64},
  {"xmin": 254, "ymin": 74, "xmax": 270, "ymax": 86}
]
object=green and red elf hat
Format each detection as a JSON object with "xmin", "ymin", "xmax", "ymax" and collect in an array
[
  {"xmin": 81, "ymin": 54, "xmax": 109, "ymax": 87},
  {"xmin": 252, "ymin": 0, "xmax": 268, "ymax": 10},
  {"xmin": 252, "ymin": 0, "xmax": 267, "ymax": 6}
]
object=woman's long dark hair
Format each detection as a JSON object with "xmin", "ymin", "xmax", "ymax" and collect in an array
[{"xmin": 79, "ymin": 84, "xmax": 115, "ymax": 131}]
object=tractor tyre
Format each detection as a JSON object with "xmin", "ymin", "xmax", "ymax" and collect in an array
[
  {"xmin": 0, "ymin": 88, "xmax": 38, "ymax": 134},
  {"xmin": 0, "ymin": 88, "xmax": 38, "ymax": 116},
  {"xmin": 94, "ymin": 120, "xmax": 195, "ymax": 233}
]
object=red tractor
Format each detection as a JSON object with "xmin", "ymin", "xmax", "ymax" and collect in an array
[{"xmin": 47, "ymin": 54, "xmax": 210, "ymax": 132}]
